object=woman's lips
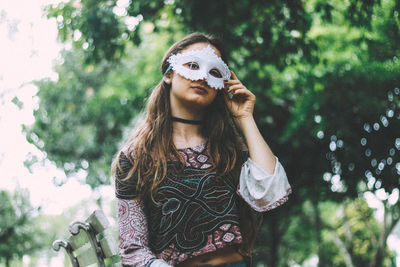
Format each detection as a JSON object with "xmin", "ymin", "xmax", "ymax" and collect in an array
[{"xmin": 191, "ymin": 86, "xmax": 207, "ymax": 94}]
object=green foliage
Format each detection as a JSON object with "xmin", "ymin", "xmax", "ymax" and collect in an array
[
  {"xmin": 46, "ymin": 0, "xmax": 316, "ymax": 69},
  {"xmin": 36, "ymin": 0, "xmax": 400, "ymax": 194},
  {"xmin": 272, "ymin": 0, "xmax": 400, "ymax": 199},
  {"xmin": 272, "ymin": 198, "xmax": 396, "ymax": 266},
  {"xmin": 24, "ymin": 50, "xmax": 115, "ymax": 187},
  {"xmin": 24, "ymin": 32, "xmax": 180, "ymax": 187},
  {"xmin": 45, "ymin": 0, "xmax": 127, "ymax": 63},
  {"xmin": 280, "ymin": 203, "xmax": 318, "ymax": 264},
  {"xmin": 318, "ymin": 199, "xmax": 395, "ymax": 266},
  {"xmin": 25, "ymin": 0, "xmax": 400, "ymax": 265},
  {"xmin": 0, "ymin": 189, "xmax": 47, "ymax": 266}
]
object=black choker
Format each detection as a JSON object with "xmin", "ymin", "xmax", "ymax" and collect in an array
[{"xmin": 171, "ymin": 116, "xmax": 203, "ymax": 125}]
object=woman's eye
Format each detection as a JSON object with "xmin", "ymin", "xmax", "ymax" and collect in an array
[
  {"xmin": 184, "ymin": 62, "xmax": 199, "ymax": 70},
  {"xmin": 209, "ymin": 69, "xmax": 222, "ymax": 78}
]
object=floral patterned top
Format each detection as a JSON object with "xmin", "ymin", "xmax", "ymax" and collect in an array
[{"xmin": 115, "ymin": 142, "xmax": 291, "ymax": 266}]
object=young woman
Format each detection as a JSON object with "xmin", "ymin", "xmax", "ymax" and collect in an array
[{"xmin": 113, "ymin": 33, "xmax": 292, "ymax": 267}]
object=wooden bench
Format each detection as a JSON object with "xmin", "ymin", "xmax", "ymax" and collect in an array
[{"xmin": 52, "ymin": 209, "xmax": 122, "ymax": 267}]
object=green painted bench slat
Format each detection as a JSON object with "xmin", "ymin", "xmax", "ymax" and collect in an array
[
  {"xmin": 52, "ymin": 209, "xmax": 121, "ymax": 267},
  {"xmin": 76, "ymin": 245, "xmax": 98, "ymax": 266}
]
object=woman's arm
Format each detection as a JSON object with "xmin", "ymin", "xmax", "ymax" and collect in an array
[
  {"xmin": 224, "ymin": 71, "xmax": 292, "ymax": 212},
  {"xmin": 224, "ymin": 70, "xmax": 276, "ymax": 172},
  {"xmin": 115, "ymin": 149, "xmax": 172, "ymax": 267},
  {"xmin": 117, "ymin": 198, "xmax": 172, "ymax": 267},
  {"xmin": 233, "ymin": 118, "xmax": 292, "ymax": 212},
  {"xmin": 234, "ymin": 116, "xmax": 276, "ymax": 174}
]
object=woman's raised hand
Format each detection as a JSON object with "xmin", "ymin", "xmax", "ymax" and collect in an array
[{"xmin": 224, "ymin": 70, "xmax": 256, "ymax": 122}]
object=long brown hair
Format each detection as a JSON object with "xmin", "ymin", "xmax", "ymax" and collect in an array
[{"xmin": 112, "ymin": 32, "xmax": 261, "ymax": 255}]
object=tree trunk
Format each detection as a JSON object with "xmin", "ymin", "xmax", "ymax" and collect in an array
[
  {"xmin": 313, "ymin": 199, "xmax": 323, "ymax": 267},
  {"xmin": 370, "ymin": 220, "xmax": 387, "ymax": 267},
  {"xmin": 371, "ymin": 246, "xmax": 385, "ymax": 267},
  {"xmin": 369, "ymin": 200, "xmax": 400, "ymax": 267},
  {"xmin": 262, "ymin": 210, "xmax": 284, "ymax": 267},
  {"xmin": 330, "ymin": 230, "xmax": 355, "ymax": 267},
  {"xmin": 268, "ymin": 213, "xmax": 279, "ymax": 267}
]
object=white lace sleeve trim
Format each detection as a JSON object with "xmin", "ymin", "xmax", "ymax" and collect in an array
[{"xmin": 237, "ymin": 156, "xmax": 292, "ymax": 212}]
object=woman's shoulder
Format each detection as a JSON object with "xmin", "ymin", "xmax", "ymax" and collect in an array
[
  {"xmin": 120, "ymin": 143, "xmax": 136, "ymax": 162},
  {"xmin": 114, "ymin": 143, "xmax": 137, "ymax": 179},
  {"xmin": 114, "ymin": 144, "xmax": 139, "ymax": 199}
]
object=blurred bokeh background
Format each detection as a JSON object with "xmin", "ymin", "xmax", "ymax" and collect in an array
[{"xmin": 0, "ymin": 0, "xmax": 399, "ymax": 266}]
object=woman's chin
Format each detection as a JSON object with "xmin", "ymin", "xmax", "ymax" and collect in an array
[{"xmin": 186, "ymin": 97, "xmax": 214, "ymax": 109}]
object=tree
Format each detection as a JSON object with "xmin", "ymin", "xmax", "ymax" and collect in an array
[
  {"xmin": 35, "ymin": 0, "xmax": 400, "ymax": 193},
  {"xmin": 45, "ymin": 0, "xmax": 315, "ymax": 67},
  {"xmin": 24, "ymin": 0, "xmax": 400, "ymax": 265},
  {"xmin": 318, "ymin": 198, "xmax": 396, "ymax": 267},
  {"xmin": 0, "ymin": 189, "xmax": 47, "ymax": 267},
  {"xmin": 24, "ymin": 32, "xmax": 180, "ymax": 188}
]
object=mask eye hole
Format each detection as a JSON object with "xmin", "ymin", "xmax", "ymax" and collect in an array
[
  {"xmin": 209, "ymin": 68, "xmax": 222, "ymax": 78},
  {"xmin": 184, "ymin": 62, "xmax": 199, "ymax": 70}
]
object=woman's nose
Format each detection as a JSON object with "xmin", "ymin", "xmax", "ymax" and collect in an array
[{"xmin": 199, "ymin": 78, "xmax": 209, "ymax": 86}]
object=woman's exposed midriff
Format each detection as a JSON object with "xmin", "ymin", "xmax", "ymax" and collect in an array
[{"xmin": 175, "ymin": 246, "xmax": 244, "ymax": 267}]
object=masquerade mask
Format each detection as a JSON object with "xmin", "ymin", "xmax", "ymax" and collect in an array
[{"xmin": 166, "ymin": 45, "xmax": 231, "ymax": 89}]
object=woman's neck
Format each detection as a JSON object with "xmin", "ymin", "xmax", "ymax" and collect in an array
[
  {"xmin": 171, "ymin": 107, "xmax": 206, "ymax": 148},
  {"xmin": 172, "ymin": 122, "xmax": 205, "ymax": 148},
  {"xmin": 171, "ymin": 116, "xmax": 202, "ymax": 125}
]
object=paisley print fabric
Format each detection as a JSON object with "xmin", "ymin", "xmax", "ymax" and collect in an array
[{"xmin": 117, "ymin": 198, "xmax": 156, "ymax": 265}]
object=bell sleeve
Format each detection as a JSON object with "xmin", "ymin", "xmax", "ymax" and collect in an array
[{"xmin": 237, "ymin": 156, "xmax": 292, "ymax": 212}]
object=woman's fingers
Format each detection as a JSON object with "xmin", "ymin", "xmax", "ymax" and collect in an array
[
  {"xmin": 224, "ymin": 79, "xmax": 241, "ymax": 84},
  {"xmin": 224, "ymin": 81, "xmax": 241, "ymax": 88},
  {"xmin": 227, "ymin": 84, "xmax": 246, "ymax": 93},
  {"xmin": 231, "ymin": 88, "xmax": 252, "ymax": 97},
  {"xmin": 230, "ymin": 70, "xmax": 239, "ymax": 80},
  {"xmin": 225, "ymin": 69, "xmax": 254, "ymax": 98}
]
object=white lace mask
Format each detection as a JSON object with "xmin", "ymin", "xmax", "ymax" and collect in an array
[{"xmin": 166, "ymin": 45, "xmax": 231, "ymax": 90}]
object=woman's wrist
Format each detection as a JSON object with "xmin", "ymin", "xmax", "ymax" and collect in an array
[{"xmin": 233, "ymin": 115, "xmax": 256, "ymax": 135}]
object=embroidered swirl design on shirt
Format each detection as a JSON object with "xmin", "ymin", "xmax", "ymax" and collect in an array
[
  {"xmin": 147, "ymin": 166, "xmax": 240, "ymax": 253},
  {"xmin": 115, "ymin": 143, "xmax": 243, "ymax": 258}
]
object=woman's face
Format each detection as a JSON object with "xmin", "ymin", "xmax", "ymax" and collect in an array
[{"xmin": 168, "ymin": 42, "xmax": 221, "ymax": 113}]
